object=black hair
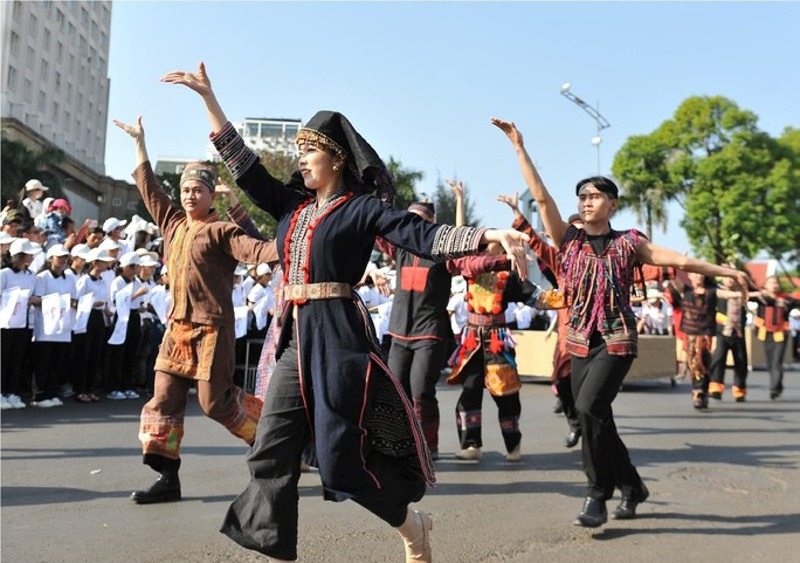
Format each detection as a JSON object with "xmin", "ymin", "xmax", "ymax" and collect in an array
[{"xmin": 575, "ymin": 176, "xmax": 619, "ymax": 199}]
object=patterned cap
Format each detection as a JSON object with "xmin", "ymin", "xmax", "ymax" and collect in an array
[{"xmin": 180, "ymin": 162, "xmax": 218, "ymax": 192}]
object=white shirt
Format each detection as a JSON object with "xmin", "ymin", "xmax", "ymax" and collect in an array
[
  {"xmin": 514, "ymin": 303, "xmax": 534, "ymax": 329},
  {"xmin": 1, "ymin": 267, "xmax": 38, "ymax": 329},
  {"xmin": 32, "ymin": 269, "xmax": 77, "ymax": 342},
  {"xmin": 447, "ymin": 292, "xmax": 468, "ymax": 336},
  {"xmin": 110, "ymin": 275, "xmax": 145, "ymax": 314}
]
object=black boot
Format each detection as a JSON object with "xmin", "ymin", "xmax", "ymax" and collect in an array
[
  {"xmin": 131, "ymin": 456, "xmax": 181, "ymax": 504},
  {"xmin": 573, "ymin": 497, "xmax": 607, "ymax": 528},
  {"xmin": 611, "ymin": 482, "xmax": 650, "ymax": 520},
  {"xmin": 563, "ymin": 427, "xmax": 581, "ymax": 449}
]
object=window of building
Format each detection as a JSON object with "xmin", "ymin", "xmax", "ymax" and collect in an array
[
  {"xmin": 56, "ymin": 40, "xmax": 63, "ymax": 61},
  {"xmin": 64, "ymin": 111, "xmax": 71, "ymax": 132},
  {"xmin": 66, "ymin": 82, "xmax": 72, "ymax": 102},
  {"xmin": 23, "ymin": 79, "xmax": 32, "ymax": 103},
  {"xmin": 52, "ymin": 101, "xmax": 59, "ymax": 123},
  {"xmin": 112, "ymin": 197, "xmax": 122, "ymax": 208},
  {"xmin": 246, "ymin": 123, "xmax": 259, "ymax": 138},
  {"xmin": 26, "ymin": 46, "xmax": 35, "ymax": 70},
  {"xmin": 81, "ymin": 7, "xmax": 89, "ymax": 26},
  {"xmin": 54, "ymin": 71, "xmax": 61, "ymax": 92},
  {"xmin": 29, "ymin": 14, "xmax": 38, "ymax": 37},
  {"xmin": 10, "ymin": 31, "xmax": 19, "ymax": 57},
  {"xmin": 7, "ymin": 66, "xmax": 18, "ymax": 92},
  {"xmin": 43, "ymin": 28, "xmax": 51, "ymax": 51},
  {"xmin": 12, "ymin": 1, "xmax": 22, "ymax": 22},
  {"xmin": 100, "ymin": 31, "xmax": 108, "ymax": 50},
  {"xmin": 285, "ymin": 125, "xmax": 299, "ymax": 138},
  {"xmin": 260, "ymin": 123, "xmax": 283, "ymax": 139},
  {"xmin": 77, "ymin": 93, "xmax": 84, "ymax": 114},
  {"xmin": 38, "ymin": 90, "xmax": 46, "ymax": 112},
  {"xmin": 56, "ymin": 8, "xmax": 65, "ymax": 31},
  {"xmin": 40, "ymin": 59, "xmax": 49, "ymax": 82},
  {"xmin": 69, "ymin": 53, "xmax": 75, "ymax": 73},
  {"xmin": 102, "ymin": 4, "xmax": 110, "ymax": 24}
]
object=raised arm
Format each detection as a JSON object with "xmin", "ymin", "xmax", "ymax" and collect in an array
[
  {"xmin": 161, "ymin": 61, "xmax": 228, "ymax": 134},
  {"xmin": 635, "ymin": 239, "xmax": 752, "ymax": 302},
  {"xmin": 113, "ymin": 115, "xmax": 149, "ymax": 165},
  {"xmin": 445, "ymin": 179, "xmax": 465, "ymax": 227},
  {"xmin": 492, "ymin": 118, "xmax": 569, "ymax": 246}
]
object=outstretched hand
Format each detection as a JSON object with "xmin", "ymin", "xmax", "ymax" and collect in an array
[
  {"xmin": 491, "ymin": 117, "xmax": 524, "ymax": 147},
  {"xmin": 494, "ymin": 229, "xmax": 531, "ymax": 280},
  {"xmin": 445, "ymin": 179, "xmax": 464, "ymax": 199},
  {"xmin": 732, "ymin": 270, "xmax": 755, "ymax": 303},
  {"xmin": 161, "ymin": 61, "xmax": 213, "ymax": 97},
  {"xmin": 497, "ymin": 191, "xmax": 520, "ymax": 212},
  {"xmin": 113, "ymin": 116, "xmax": 144, "ymax": 141}
]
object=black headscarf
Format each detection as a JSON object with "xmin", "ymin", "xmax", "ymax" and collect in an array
[{"xmin": 291, "ymin": 110, "xmax": 395, "ymax": 204}]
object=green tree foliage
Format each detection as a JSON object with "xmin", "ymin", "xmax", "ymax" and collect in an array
[
  {"xmin": 1, "ymin": 137, "xmax": 65, "ymax": 207},
  {"xmin": 611, "ymin": 135, "xmax": 674, "ymax": 241},
  {"xmin": 386, "ymin": 156, "xmax": 423, "ymax": 211},
  {"xmin": 432, "ymin": 177, "xmax": 480, "ymax": 227},
  {"xmin": 612, "ymin": 96, "xmax": 800, "ymax": 267}
]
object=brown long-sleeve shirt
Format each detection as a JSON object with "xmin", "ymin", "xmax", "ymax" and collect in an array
[{"xmin": 133, "ymin": 161, "xmax": 278, "ymax": 327}]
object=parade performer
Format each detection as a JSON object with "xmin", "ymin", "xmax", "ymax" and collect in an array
[
  {"xmin": 493, "ymin": 116, "xmax": 751, "ymax": 528},
  {"xmin": 162, "ymin": 62, "xmax": 530, "ymax": 562},
  {"xmin": 114, "ymin": 116, "xmax": 279, "ymax": 505}
]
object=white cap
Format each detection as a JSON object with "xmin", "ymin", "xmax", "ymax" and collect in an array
[
  {"xmin": 25, "ymin": 179, "xmax": 49, "ymax": 192},
  {"xmin": 234, "ymin": 263, "xmax": 249, "ymax": 277},
  {"xmin": 46, "ymin": 244, "xmax": 70, "ymax": 259},
  {"xmin": 256, "ymin": 263, "xmax": 272, "ymax": 277},
  {"xmin": 118, "ymin": 251, "xmax": 141, "ymax": 268},
  {"xmin": 160, "ymin": 265, "xmax": 169, "ymax": 276},
  {"xmin": 139, "ymin": 254, "xmax": 158, "ymax": 267},
  {"xmin": 98, "ymin": 238, "xmax": 120, "ymax": 251},
  {"xmin": 86, "ymin": 248, "xmax": 116, "ymax": 263},
  {"xmin": 103, "ymin": 217, "xmax": 128, "ymax": 233},
  {"xmin": 70, "ymin": 243, "xmax": 91, "ymax": 259},
  {"xmin": 146, "ymin": 222, "xmax": 159, "ymax": 236},
  {"xmin": 451, "ymin": 275, "xmax": 467, "ymax": 294},
  {"xmin": 0, "ymin": 232, "xmax": 17, "ymax": 244},
  {"xmin": 42, "ymin": 197, "xmax": 54, "ymax": 211},
  {"xmin": 9, "ymin": 239, "xmax": 42, "ymax": 256}
]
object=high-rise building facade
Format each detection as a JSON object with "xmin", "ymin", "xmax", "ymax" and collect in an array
[
  {"xmin": 206, "ymin": 117, "xmax": 302, "ymax": 162},
  {"xmin": 2, "ymin": 0, "xmax": 112, "ymax": 174}
]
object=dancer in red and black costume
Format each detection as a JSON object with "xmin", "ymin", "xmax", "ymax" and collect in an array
[{"xmin": 493, "ymin": 116, "xmax": 751, "ymax": 528}]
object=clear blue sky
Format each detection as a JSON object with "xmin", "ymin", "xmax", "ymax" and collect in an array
[{"xmin": 104, "ymin": 1, "xmax": 800, "ymax": 254}]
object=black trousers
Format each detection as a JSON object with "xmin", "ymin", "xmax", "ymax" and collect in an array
[
  {"xmin": 33, "ymin": 341, "xmax": 70, "ymax": 401},
  {"xmin": 571, "ymin": 335, "xmax": 643, "ymax": 501},
  {"xmin": 72, "ymin": 310, "xmax": 106, "ymax": 395},
  {"xmin": 764, "ymin": 332, "xmax": 788, "ymax": 395},
  {"xmin": 455, "ymin": 347, "xmax": 522, "ymax": 453},
  {"xmin": 1, "ymin": 327, "xmax": 32, "ymax": 397},
  {"xmin": 388, "ymin": 337, "xmax": 447, "ymax": 452},
  {"xmin": 106, "ymin": 311, "xmax": 142, "ymax": 391},
  {"xmin": 221, "ymin": 327, "xmax": 421, "ymax": 561},
  {"xmin": 709, "ymin": 331, "xmax": 748, "ymax": 391}
]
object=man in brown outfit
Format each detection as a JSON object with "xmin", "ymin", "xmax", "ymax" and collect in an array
[{"xmin": 115, "ymin": 116, "xmax": 278, "ymax": 504}]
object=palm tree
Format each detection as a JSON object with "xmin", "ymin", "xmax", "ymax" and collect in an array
[{"xmin": 1, "ymin": 137, "xmax": 65, "ymax": 206}]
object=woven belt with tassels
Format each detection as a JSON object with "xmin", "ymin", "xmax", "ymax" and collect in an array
[
  {"xmin": 467, "ymin": 312, "xmax": 506, "ymax": 327},
  {"xmin": 284, "ymin": 282, "xmax": 353, "ymax": 303}
]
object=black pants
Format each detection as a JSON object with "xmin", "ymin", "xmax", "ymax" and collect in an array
[
  {"xmin": 33, "ymin": 341, "xmax": 70, "ymax": 401},
  {"xmin": 1, "ymin": 327, "xmax": 32, "ymax": 397},
  {"xmin": 571, "ymin": 335, "xmax": 643, "ymax": 501},
  {"xmin": 72, "ymin": 310, "xmax": 106, "ymax": 395},
  {"xmin": 709, "ymin": 331, "xmax": 748, "ymax": 392},
  {"xmin": 221, "ymin": 327, "xmax": 421, "ymax": 561},
  {"xmin": 388, "ymin": 337, "xmax": 447, "ymax": 453},
  {"xmin": 555, "ymin": 375, "xmax": 579, "ymax": 431},
  {"xmin": 455, "ymin": 347, "xmax": 521, "ymax": 453},
  {"xmin": 107, "ymin": 310, "xmax": 142, "ymax": 392},
  {"xmin": 764, "ymin": 332, "xmax": 788, "ymax": 395}
]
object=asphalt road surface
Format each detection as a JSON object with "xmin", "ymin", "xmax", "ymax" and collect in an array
[{"xmin": 2, "ymin": 367, "xmax": 798, "ymax": 562}]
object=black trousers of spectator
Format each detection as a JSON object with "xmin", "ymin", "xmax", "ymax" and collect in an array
[
  {"xmin": 571, "ymin": 334, "xmax": 644, "ymax": 501},
  {"xmin": 1, "ymin": 328, "xmax": 32, "ymax": 397},
  {"xmin": 764, "ymin": 332, "xmax": 788, "ymax": 395},
  {"xmin": 72, "ymin": 310, "xmax": 107, "ymax": 396},
  {"xmin": 33, "ymin": 341, "xmax": 70, "ymax": 401},
  {"xmin": 106, "ymin": 310, "xmax": 142, "ymax": 392},
  {"xmin": 388, "ymin": 337, "xmax": 448, "ymax": 454},
  {"xmin": 455, "ymin": 347, "xmax": 522, "ymax": 453},
  {"xmin": 709, "ymin": 331, "xmax": 748, "ymax": 393}
]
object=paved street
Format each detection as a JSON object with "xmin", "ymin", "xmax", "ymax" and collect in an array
[{"xmin": 2, "ymin": 367, "xmax": 799, "ymax": 563}]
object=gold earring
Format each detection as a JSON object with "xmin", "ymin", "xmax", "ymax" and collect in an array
[{"xmin": 333, "ymin": 165, "xmax": 339, "ymax": 172}]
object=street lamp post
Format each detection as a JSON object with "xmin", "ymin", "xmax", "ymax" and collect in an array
[{"xmin": 560, "ymin": 82, "xmax": 611, "ymax": 175}]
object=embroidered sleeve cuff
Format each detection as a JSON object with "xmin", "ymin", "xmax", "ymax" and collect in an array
[
  {"xmin": 210, "ymin": 121, "xmax": 258, "ymax": 180},
  {"xmin": 431, "ymin": 226, "xmax": 487, "ymax": 261},
  {"xmin": 227, "ymin": 203, "xmax": 246, "ymax": 223}
]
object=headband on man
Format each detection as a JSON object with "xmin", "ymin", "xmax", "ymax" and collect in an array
[{"xmin": 180, "ymin": 162, "xmax": 218, "ymax": 192}]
